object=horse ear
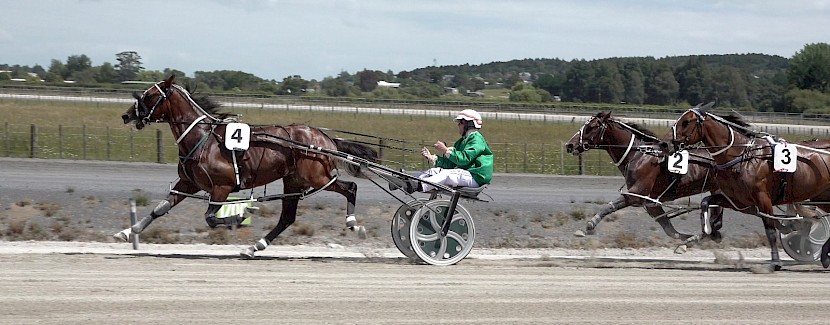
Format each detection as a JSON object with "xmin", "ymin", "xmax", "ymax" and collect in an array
[
  {"xmin": 701, "ymin": 101, "xmax": 716, "ymax": 110},
  {"xmin": 163, "ymin": 74, "xmax": 176, "ymax": 89}
]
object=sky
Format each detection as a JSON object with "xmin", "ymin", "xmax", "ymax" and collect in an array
[{"xmin": 2, "ymin": 0, "xmax": 829, "ymax": 81}]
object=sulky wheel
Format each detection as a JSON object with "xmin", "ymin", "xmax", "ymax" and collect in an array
[
  {"xmin": 780, "ymin": 213, "xmax": 830, "ymax": 263},
  {"xmin": 391, "ymin": 199, "xmax": 427, "ymax": 259},
  {"xmin": 409, "ymin": 199, "xmax": 476, "ymax": 266}
]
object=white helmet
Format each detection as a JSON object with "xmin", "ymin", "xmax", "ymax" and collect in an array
[{"xmin": 455, "ymin": 109, "xmax": 482, "ymax": 128}]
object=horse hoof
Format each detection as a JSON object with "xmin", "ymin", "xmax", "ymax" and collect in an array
[
  {"xmin": 113, "ymin": 229, "xmax": 131, "ymax": 242},
  {"xmin": 573, "ymin": 230, "xmax": 586, "ymax": 237},
  {"xmin": 357, "ymin": 226, "xmax": 367, "ymax": 239},
  {"xmin": 240, "ymin": 247, "xmax": 256, "ymax": 259},
  {"xmin": 674, "ymin": 245, "xmax": 687, "ymax": 254}
]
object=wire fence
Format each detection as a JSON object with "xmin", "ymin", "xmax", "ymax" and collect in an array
[{"xmin": 0, "ymin": 122, "xmax": 617, "ymax": 176}]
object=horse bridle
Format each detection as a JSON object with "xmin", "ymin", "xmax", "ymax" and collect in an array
[
  {"xmin": 672, "ymin": 108, "xmax": 736, "ymax": 156},
  {"xmin": 134, "ymin": 82, "xmax": 173, "ymax": 125}
]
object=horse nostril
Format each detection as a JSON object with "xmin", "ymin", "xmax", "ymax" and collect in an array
[
  {"xmin": 566, "ymin": 144, "xmax": 574, "ymax": 153},
  {"xmin": 122, "ymin": 114, "xmax": 130, "ymax": 123}
]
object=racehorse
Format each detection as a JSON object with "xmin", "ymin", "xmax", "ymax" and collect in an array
[
  {"xmin": 116, "ymin": 75, "xmax": 378, "ymax": 258},
  {"xmin": 661, "ymin": 103, "xmax": 830, "ymax": 270},
  {"xmin": 566, "ymin": 112, "xmax": 720, "ymax": 240}
]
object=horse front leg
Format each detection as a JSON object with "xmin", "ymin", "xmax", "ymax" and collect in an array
[
  {"xmin": 204, "ymin": 185, "xmax": 234, "ymax": 229},
  {"xmin": 762, "ymin": 218, "xmax": 783, "ymax": 271},
  {"xmin": 675, "ymin": 193, "xmax": 725, "ymax": 254},
  {"xmin": 575, "ymin": 196, "xmax": 629, "ymax": 237},
  {"xmin": 241, "ymin": 178, "xmax": 303, "ymax": 258},
  {"xmin": 114, "ymin": 180, "xmax": 199, "ymax": 241}
]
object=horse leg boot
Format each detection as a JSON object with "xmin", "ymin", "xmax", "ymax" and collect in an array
[
  {"xmin": 203, "ymin": 204, "xmax": 223, "ymax": 228},
  {"xmin": 576, "ymin": 196, "xmax": 628, "ymax": 237},
  {"xmin": 241, "ymin": 197, "xmax": 299, "ymax": 259},
  {"xmin": 113, "ymin": 199, "xmax": 172, "ymax": 241}
]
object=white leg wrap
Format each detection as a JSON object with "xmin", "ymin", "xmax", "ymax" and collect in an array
[
  {"xmin": 254, "ymin": 238, "xmax": 268, "ymax": 251},
  {"xmin": 703, "ymin": 210, "xmax": 712, "ymax": 235},
  {"xmin": 345, "ymin": 215, "xmax": 357, "ymax": 228}
]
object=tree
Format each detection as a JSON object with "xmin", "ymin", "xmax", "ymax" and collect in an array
[
  {"xmin": 562, "ymin": 59, "xmax": 592, "ymax": 102},
  {"xmin": 116, "ymin": 51, "xmax": 143, "ymax": 81},
  {"xmin": 47, "ymin": 59, "xmax": 67, "ymax": 82},
  {"xmin": 279, "ymin": 75, "xmax": 309, "ymax": 95},
  {"xmin": 621, "ymin": 61, "xmax": 645, "ymax": 104},
  {"xmin": 646, "ymin": 63, "xmax": 679, "ymax": 105},
  {"xmin": 788, "ymin": 43, "xmax": 830, "ymax": 93},
  {"xmin": 535, "ymin": 73, "xmax": 563, "ymax": 96},
  {"xmin": 96, "ymin": 62, "xmax": 119, "ymax": 83},
  {"xmin": 712, "ymin": 66, "xmax": 751, "ymax": 108},
  {"xmin": 592, "ymin": 61, "xmax": 624, "ymax": 103},
  {"xmin": 65, "ymin": 54, "xmax": 92, "ymax": 79},
  {"xmin": 356, "ymin": 69, "xmax": 380, "ymax": 92},
  {"xmin": 675, "ymin": 56, "xmax": 714, "ymax": 105}
]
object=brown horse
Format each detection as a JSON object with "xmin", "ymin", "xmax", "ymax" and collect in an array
[
  {"xmin": 116, "ymin": 75, "xmax": 378, "ymax": 258},
  {"xmin": 661, "ymin": 103, "xmax": 830, "ymax": 270},
  {"xmin": 566, "ymin": 112, "xmax": 720, "ymax": 240}
]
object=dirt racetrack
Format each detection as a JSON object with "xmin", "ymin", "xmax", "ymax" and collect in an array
[
  {"xmin": 3, "ymin": 158, "xmax": 830, "ymax": 324},
  {"xmin": 1, "ymin": 242, "xmax": 830, "ymax": 324}
]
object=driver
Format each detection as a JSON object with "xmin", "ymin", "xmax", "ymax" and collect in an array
[{"xmin": 394, "ymin": 109, "xmax": 494, "ymax": 193}]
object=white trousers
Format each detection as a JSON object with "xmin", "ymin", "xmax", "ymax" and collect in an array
[{"xmin": 416, "ymin": 167, "xmax": 479, "ymax": 192}]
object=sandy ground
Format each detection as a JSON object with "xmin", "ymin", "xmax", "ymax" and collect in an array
[
  {"xmin": 2, "ymin": 158, "xmax": 829, "ymax": 324},
  {"xmin": 1, "ymin": 241, "xmax": 829, "ymax": 324}
]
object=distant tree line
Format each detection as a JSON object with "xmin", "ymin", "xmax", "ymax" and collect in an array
[{"xmin": 2, "ymin": 43, "xmax": 829, "ymax": 113}]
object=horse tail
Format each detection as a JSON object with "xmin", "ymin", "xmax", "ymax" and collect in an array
[{"xmin": 333, "ymin": 138, "xmax": 379, "ymax": 177}]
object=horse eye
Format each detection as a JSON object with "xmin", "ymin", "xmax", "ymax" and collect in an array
[{"xmin": 681, "ymin": 120, "xmax": 690, "ymax": 127}]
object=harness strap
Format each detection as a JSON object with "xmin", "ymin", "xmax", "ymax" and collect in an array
[
  {"xmin": 709, "ymin": 126, "xmax": 734, "ymax": 156},
  {"xmin": 613, "ymin": 134, "xmax": 636, "ymax": 167},
  {"xmin": 179, "ymin": 131, "xmax": 211, "ymax": 163},
  {"xmin": 176, "ymin": 115, "xmax": 208, "ymax": 144}
]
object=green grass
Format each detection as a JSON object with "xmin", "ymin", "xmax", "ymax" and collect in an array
[{"xmin": 0, "ymin": 98, "xmax": 658, "ymax": 175}]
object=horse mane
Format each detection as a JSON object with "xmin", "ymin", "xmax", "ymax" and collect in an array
[
  {"xmin": 182, "ymin": 84, "xmax": 233, "ymax": 119},
  {"xmin": 623, "ymin": 121, "xmax": 658, "ymax": 139},
  {"xmin": 720, "ymin": 114, "xmax": 755, "ymax": 136}
]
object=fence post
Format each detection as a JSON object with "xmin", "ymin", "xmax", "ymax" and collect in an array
[
  {"xmin": 130, "ymin": 128, "xmax": 135, "ymax": 160},
  {"xmin": 540, "ymin": 143, "xmax": 546, "ymax": 174},
  {"xmin": 378, "ymin": 139, "xmax": 386, "ymax": 162},
  {"xmin": 156, "ymin": 129, "xmax": 164, "ymax": 163},
  {"xmin": 58, "ymin": 125, "xmax": 63, "ymax": 159},
  {"xmin": 30, "ymin": 124, "xmax": 37, "ymax": 158},
  {"xmin": 106, "ymin": 126, "xmax": 111, "ymax": 160},
  {"xmin": 578, "ymin": 153, "xmax": 584, "ymax": 175},
  {"xmin": 522, "ymin": 143, "xmax": 528, "ymax": 173},
  {"xmin": 129, "ymin": 198, "xmax": 139, "ymax": 250},
  {"xmin": 82, "ymin": 125, "xmax": 87, "ymax": 160},
  {"xmin": 4, "ymin": 122, "xmax": 9, "ymax": 157}
]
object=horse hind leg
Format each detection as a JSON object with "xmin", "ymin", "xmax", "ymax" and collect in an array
[
  {"xmin": 645, "ymin": 205, "xmax": 692, "ymax": 241},
  {"xmin": 326, "ymin": 179, "xmax": 366, "ymax": 238}
]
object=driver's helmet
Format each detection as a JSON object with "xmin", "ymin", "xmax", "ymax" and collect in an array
[{"xmin": 455, "ymin": 109, "xmax": 483, "ymax": 129}]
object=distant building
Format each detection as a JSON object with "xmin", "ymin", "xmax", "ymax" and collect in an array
[{"xmin": 377, "ymin": 80, "xmax": 400, "ymax": 88}]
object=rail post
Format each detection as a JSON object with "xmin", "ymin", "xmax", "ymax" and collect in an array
[
  {"xmin": 58, "ymin": 125, "xmax": 63, "ymax": 159},
  {"xmin": 129, "ymin": 198, "xmax": 139, "ymax": 250},
  {"xmin": 30, "ymin": 124, "xmax": 37, "ymax": 158},
  {"xmin": 3, "ymin": 122, "xmax": 8, "ymax": 157},
  {"xmin": 156, "ymin": 129, "xmax": 164, "ymax": 163}
]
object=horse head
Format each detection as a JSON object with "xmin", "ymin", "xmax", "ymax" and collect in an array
[
  {"xmin": 660, "ymin": 102, "xmax": 715, "ymax": 154},
  {"xmin": 566, "ymin": 112, "xmax": 612, "ymax": 155},
  {"xmin": 122, "ymin": 75, "xmax": 177, "ymax": 130}
]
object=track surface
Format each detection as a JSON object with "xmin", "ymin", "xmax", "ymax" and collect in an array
[
  {"xmin": 2, "ymin": 158, "xmax": 830, "ymax": 324},
  {"xmin": 1, "ymin": 242, "xmax": 829, "ymax": 324}
]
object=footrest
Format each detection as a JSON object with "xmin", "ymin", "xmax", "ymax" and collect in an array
[{"xmin": 455, "ymin": 184, "xmax": 488, "ymax": 199}]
